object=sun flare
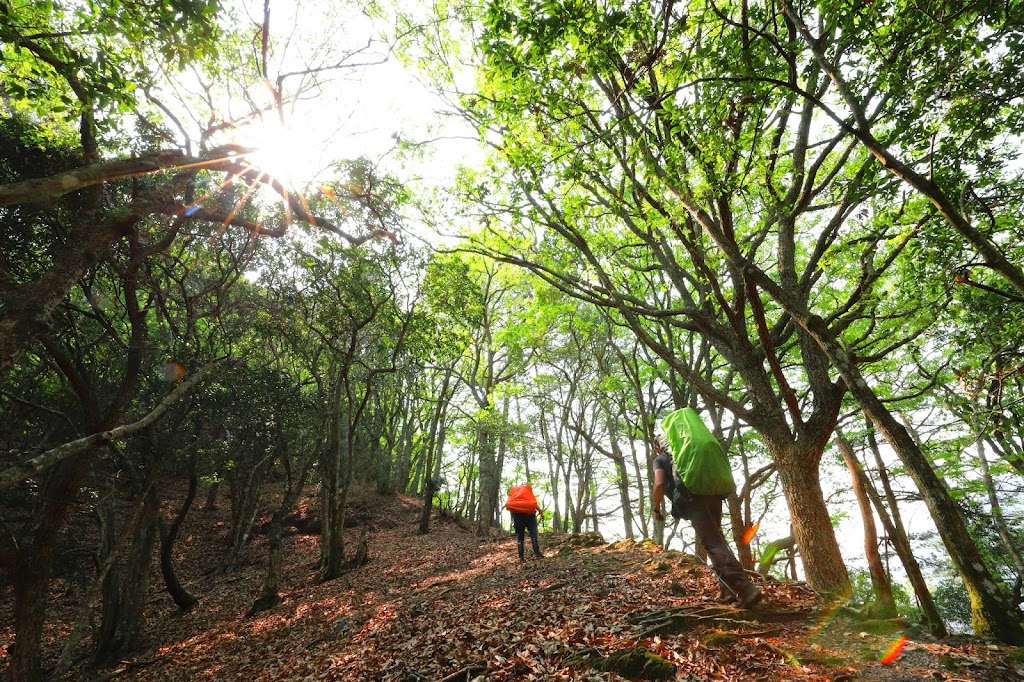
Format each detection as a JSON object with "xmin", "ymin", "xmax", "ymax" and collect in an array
[{"xmin": 241, "ymin": 117, "xmax": 331, "ymax": 190}]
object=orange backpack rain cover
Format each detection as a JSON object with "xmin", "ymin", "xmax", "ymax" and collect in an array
[{"xmin": 504, "ymin": 485, "xmax": 538, "ymax": 514}]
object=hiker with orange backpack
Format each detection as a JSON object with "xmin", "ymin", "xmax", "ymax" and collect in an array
[
  {"xmin": 504, "ymin": 484, "xmax": 545, "ymax": 561},
  {"xmin": 650, "ymin": 407, "xmax": 762, "ymax": 609}
]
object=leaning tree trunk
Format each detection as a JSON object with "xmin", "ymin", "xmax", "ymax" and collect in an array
[
  {"xmin": 160, "ymin": 463, "xmax": 199, "ymax": 609},
  {"xmin": 861, "ymin": 453, "xmax": 947, "ymax": 636},
  {"xmin": 728, "ymin": 256, "xmax": 1021, "ymax": 642},
  {"xmin": 836, "ymin": 433, "xmax": 896, "ymax": 618},
  {"xmin": 801, "ymin": 316, "xmax": 1024, "ymax": 644},
  {"xmin": 977, "ymin": 440, "xmax": 1024, "ymax": 596}
]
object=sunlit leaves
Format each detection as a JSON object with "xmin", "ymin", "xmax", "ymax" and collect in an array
[{"xmin": 0, "ymin": 0, "xmax": 222, "ymax": 138}]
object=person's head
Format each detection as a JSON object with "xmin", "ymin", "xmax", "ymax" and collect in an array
[{"xmin": 653, "ymin": 433, "xmax": 669, "ymax": 455}]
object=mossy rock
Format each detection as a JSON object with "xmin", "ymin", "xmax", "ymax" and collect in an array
[
  {"xmin": 556, "ymin": 532, "xmax": 606, "ymax": 553},
  {"xmin": 675, "ymin": 553, "xmax": 705, "ymax": 568},
  {"xmin": 1007, "ymin": 647, "xmax": 1024, "ymax": 664},
  {"xmin": 602, "ymin": 647, "xmax": 676, "ymax": 680},
  {"xmin": 646, "ymin": 560, "xmax": 673, "ymax": 573},
  {"xmin": 704, "ymin": 632, "xmax": 739, "ymax": 646}
]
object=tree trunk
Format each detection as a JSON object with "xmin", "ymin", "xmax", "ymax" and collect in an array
[
  {"xmin": 160, "ymin": 463, "xmax": 199, "ymax": 609},
  {"xmin": 836, "ymin": 433, "xmax": 896, "ymax": 618},
  {"xmin": 93, "ymin": 485, "xmax": 159, "ymax": 663},
  {"xmin": 862, "ymin": 423, "xmax": 947, "ymax": 635},
  {"xmin": 807, "ymin": 316, "xmax": 1024, "ymax": 644},
  {"xmin": 613, "ymin": 454, "xmax": 634, "ymax": 540},
  {"xmin": 320, "ymin": 369, "xmax": 346, "ymax": 579},
  {"xmin": 202, "ymin": 474, "xmax": 221, "ymax": 511},
  {"xmin": 251, "ymin": 436, "xmax": 312, "ymax": 615},
  {"xmin": 862, "ymin": 461, "xmax": 947, "ymax": 635},
  {"xmin": 419, "ymin": 369, "xmax": 453, "ymax": 535},
  {"xmin": 417, "ymin": 414, "xmax": 439, "ymax": 535},
  {"xmin": 476, "ymin": 427, "xmax": 499, "ymax": 536},
  {"xmin": 772, "ymin": 444, "xmax": 851, "ymax": 596},
  {"xmin": 409, "ymin": 439, "xmax": 426, "ymax": 499},
  {"xmin": 977, "ymin": 440, "xmax": 1024, "ymax": 595},
  {"xmin": 392, "ymin": 391, "xmax": 415, "ymax": 494},
  {"xmin": 726, "ymin": 255, "xmax": 1020, "ymax": 639},
  {"xmin": 542, "ymin": 410, "xmax": 563, "ymax": 533},
  {"xmin": 9, "ymin": 456, "xmax": 89, "ymax": 682},
  {"xmin": 726, "ymin": 493, "xmax": 754, "ymax": 570},
  {"xmin": 222, "ymin": 451, "xmax": 269, "ymax": 574},
  {"xmin": 249, "ymin": 507, "xmax": 286, "ymax": 616}
]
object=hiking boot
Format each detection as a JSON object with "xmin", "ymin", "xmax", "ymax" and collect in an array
[{"xmin": 733, "ymin": 583, "xmax": 763, "ymax": 610}]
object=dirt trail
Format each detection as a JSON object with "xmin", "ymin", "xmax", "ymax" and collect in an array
[{"xmin": 3, "ymin": 491, "xmax": 1022, "ymax": 681}]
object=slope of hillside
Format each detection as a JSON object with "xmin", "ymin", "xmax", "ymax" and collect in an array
[{"xmin": 2, "ymin": 490, "xmax": 1022, "ymax": 681}]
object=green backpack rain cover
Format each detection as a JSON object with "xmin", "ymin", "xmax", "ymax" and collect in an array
[{"xmin": 661, "ymin": 408, "xmax": 736, "ymax": 496}]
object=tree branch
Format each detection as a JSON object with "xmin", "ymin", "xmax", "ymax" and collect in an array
[
  {"xmin": 0, "ymin": 358, "xmax": 224, "ymax": 490},
  {"xmin": 0, "ymin": 150, "xmax": 246, "ymax": 207}
]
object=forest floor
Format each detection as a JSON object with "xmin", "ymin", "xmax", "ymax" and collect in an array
[{"xmin": 2, "ymin": 488, "xmax": 1024, "ymax": 681}]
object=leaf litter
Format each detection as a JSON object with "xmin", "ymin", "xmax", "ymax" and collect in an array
[{"xmin": 2, "ymin": 489, "xmax": 1022, "ymax": 681}]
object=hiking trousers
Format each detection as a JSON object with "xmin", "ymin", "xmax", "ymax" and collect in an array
[
  {"xmin": 687, "ymin": 494, "xmax": 753, "ymax": 596},
  {"xmin": 510, "ymin": 511, "xmax": 541, "ymax": 559}
]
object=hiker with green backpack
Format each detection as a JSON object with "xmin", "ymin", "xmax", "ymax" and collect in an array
[{"xmin": 650, "ymin": 407, "xmax": 763, "ymax": 609}]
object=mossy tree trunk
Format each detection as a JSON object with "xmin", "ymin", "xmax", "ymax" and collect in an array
[{"xmin": 836, "ymin": 433, "xmax": 896, "ymax": 618}]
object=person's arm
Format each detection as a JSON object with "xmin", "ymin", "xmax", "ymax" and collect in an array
[{"xmin": 652, "ymin": 467, "xmax": 666, "ymax": 523}]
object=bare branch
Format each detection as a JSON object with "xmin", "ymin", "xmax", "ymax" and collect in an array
[{"xmin": 0, "ymin": 358, "xmax": 225, "ymax": 490}]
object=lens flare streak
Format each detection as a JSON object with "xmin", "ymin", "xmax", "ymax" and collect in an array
[{"xmin": 880, "ymin": 635, "xmax": 909, "ymax": 664}]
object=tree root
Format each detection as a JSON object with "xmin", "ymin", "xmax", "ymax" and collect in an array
[
  {"xmin": 630, "ymin": 604, "xmax": 812, "ymax": 637},
  {"xmin": 437, "ymin": 663, "xmax": 487, "ymax": 681}
]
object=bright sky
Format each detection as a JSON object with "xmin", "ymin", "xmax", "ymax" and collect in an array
[{"xmin": 207, "ymin": 0, "xmax": 480, "ymax": 195}]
